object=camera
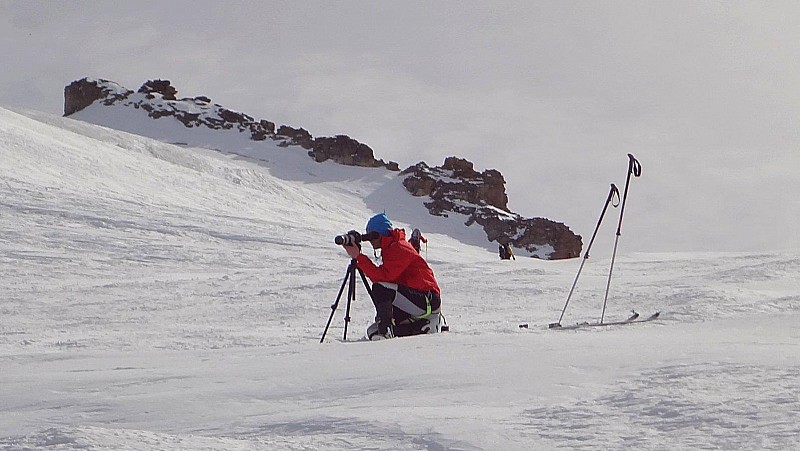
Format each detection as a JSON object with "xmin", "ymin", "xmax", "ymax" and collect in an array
[{"xmin": 334, "ymin": 230, "xmax": 380, "ymax": 246}]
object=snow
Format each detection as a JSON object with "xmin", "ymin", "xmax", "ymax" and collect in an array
[{"xmin": 2, "ymin": 106, "xmax": 800, "ymax": 450}]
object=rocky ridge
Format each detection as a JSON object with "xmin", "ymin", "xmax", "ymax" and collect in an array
[
  {"xmin": 64, "ymin": 78, "xmax": 397, "ymax": 170},
  {"xmin": 64, "ymin": 78, "xmax": 581, "ymax": 259}
]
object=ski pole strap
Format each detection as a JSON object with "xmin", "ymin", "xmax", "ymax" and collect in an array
[
  {"xmin": 628, "ymin": 153, "xmax": 642, "ymax": 177},
  {"xmin": 610, "ymin": 183, "xmax": 621, "ymax": 208}
]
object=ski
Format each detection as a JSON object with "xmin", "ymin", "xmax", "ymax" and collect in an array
[{"xmin": 545, "ymin": 311, "xmax": 660, "ymax": 330}]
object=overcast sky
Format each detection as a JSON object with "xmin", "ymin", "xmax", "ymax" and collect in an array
[{"xmin": 2, "ymin": 1, "xmax": 798, "ymax": 253}]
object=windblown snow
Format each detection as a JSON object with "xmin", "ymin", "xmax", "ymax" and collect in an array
[{"xmin": 1, "ymin": 106, "xmax": 799, "ymax": 450}]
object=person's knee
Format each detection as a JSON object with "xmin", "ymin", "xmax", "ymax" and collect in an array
[
  {"xmin": 371, "ymin": 283, "xmax": 397, "ymax": 306},
  {"xmin": 375, "ymin": 282, "xmax": 398, "ymax": 291}
]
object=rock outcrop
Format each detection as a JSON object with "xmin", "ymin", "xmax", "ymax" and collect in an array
[
  {"xmin": 310, "ymin": 135, "xmax": 398, "ymax": 170},
  {"xmin": 64, "ymin": 78, "xmax": 132, "ymax": 116},
  {"xmin": 402, "ymin": 158, "xmax": 582, "ymax": 259}
]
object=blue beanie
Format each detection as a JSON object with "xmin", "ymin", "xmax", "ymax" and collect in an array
[{"xmin": 366, "ymin": 213, "xmax": 393, "ymax": 236}]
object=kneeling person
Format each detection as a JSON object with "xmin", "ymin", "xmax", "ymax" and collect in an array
[{"xmin": 342, "ymin": 213, "xmax": 442, "ymax": 340}]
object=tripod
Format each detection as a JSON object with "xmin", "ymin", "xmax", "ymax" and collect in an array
[{"xmin": 320, "ymin": 258, "xmax": 374, "ymax": 343}]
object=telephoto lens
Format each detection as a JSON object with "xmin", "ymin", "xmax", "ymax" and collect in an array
[{"xmin": 334, "ymin": 231, "xmax": 361, "ymax": 246}]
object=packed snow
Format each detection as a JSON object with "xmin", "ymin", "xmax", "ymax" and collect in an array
[{"xmin": 2, "ymin": 106, "xmax": 799, "ymax": 450}]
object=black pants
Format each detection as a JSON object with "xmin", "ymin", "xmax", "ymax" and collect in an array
[{"xmin": 371, "ymin": 282, "xmax": 441, "ymax": 336}]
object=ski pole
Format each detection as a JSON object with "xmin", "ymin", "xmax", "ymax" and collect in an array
[
  {"xmin": 549, "ymin": 183, "xmax": 620, "ymax": 328},
  {"xmin": 600, "ymin": 153, "xmax": 642, "ymax": 324}
]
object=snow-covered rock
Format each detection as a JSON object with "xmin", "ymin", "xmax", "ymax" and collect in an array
[{"xmin": 402, "ymin": 157, "xmax": 582, "ymax": 259}]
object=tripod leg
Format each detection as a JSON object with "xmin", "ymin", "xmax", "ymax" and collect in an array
[
  {"xmin": 357, "ymin": 267, "xmax": 374, "ymax": 299},
  {"xmin": 320, "ymin": 265, "xmax": 352, "ymax": 343},
  {"xmin": 343, "ymin": 263, "xmax": 356, "ymax": 340}
]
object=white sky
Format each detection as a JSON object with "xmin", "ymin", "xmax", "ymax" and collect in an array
[{"xmin": 1, "ymin": 1, "xmax": 798, "ymax": 253}]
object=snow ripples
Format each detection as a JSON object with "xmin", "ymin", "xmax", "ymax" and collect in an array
[{"xmin": 519, "ymin": 362, "xmax": 800, "ymax": 450}]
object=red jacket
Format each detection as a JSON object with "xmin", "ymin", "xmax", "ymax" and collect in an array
[{"xmin": 356, "ymin": 228, "xmax": 441, "ymax": 295}]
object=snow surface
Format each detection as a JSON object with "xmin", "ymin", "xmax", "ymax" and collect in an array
[{"xmin": 2, "ymin": 106, "xmax": 800, "ymax": 450}]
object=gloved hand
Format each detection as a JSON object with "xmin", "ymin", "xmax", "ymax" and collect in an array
[{"xmin": 343, "ymin": 244, "xmax": 360, "ymax": 259}]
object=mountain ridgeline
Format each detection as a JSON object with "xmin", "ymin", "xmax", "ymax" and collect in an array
[{"xmin": 64, "ymin": 78, "xmax": 582, "ymax": 259}]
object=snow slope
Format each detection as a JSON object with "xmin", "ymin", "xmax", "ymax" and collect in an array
[{"xmin": 2, "ymin": 106, "xmax": 799, "ymax": 450}]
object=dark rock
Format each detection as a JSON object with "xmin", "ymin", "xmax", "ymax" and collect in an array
[
  {"xmin": 138, "ymin": 79, "xmax": 178, "ymax": 100},
  {"xmin": 64, "ymin": 78, "xmax": 132, "ymax": 116},
  {"xmin": 308, "ymin": 135, "xmax": 399, "ymax": 170},
  {"xmin": 442, "ymin": 156, "xmax": 480, "ymax": 178},
  {"xmin": 259, "ymin": 119, "xmax": 275, "ymax": 134},
  {"xmin": 309, "ymin": 135, "xmax": 378, "ymax": 167},
  {"xmin": 277, "ymin": 125, "xmax": 313, "ymax": 149},
  {"xmin": 218, "ymin": 108, "xmax": 253, "ymax": 125},
  {"xmin": 175, "ymin": 112, "xmax": 201, "ymax": 128},
  {"xmin": 403, "ymin": 157, "xmax": 508, "ymax": 211}
]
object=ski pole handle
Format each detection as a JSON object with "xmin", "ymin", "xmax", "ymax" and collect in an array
[
  {"xmin": 627, "ymin": 153, "xmax": 641, "ymax": 177},
  {"xmin": 609, "ymin": 183, "xmax": 620, "ymax": 208}
]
